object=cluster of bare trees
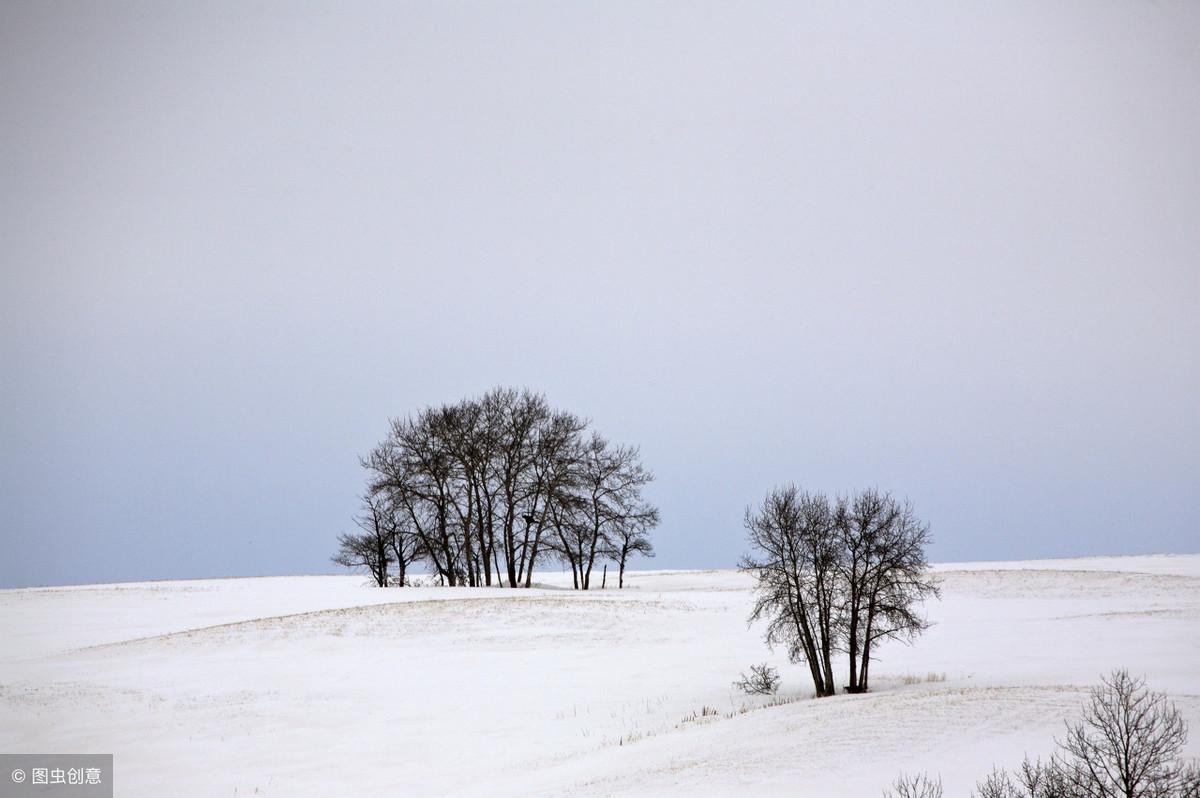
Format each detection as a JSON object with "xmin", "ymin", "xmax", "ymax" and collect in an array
[
  {"xmin": 333, "ymin": 388, "xmax": 659, "ymax": 589},
  {"xmin": 740, "ymin": 485, "xmax": 939, "ymax": 697},
  {"xmin": 885, "ymin": 670, "xmax": 1200, "ymax": 798}
]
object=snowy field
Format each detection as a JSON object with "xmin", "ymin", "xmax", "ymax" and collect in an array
[{"xmin": 2, "ymin": 555, "xmax": 1198, "ymax": 796}]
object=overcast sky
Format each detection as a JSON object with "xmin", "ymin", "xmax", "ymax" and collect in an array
[{"xmin": 2, "ymin": 1, "xmax": 1197, "ymax": 588}]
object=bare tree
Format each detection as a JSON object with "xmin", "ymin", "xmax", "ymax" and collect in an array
[
  {"xmin": 839, "ymin": 489, "xmax": 939, "ymax": 692},
  {"xmin": 742, "ymin": 484, "xmax": 938, "ymax": 696},
  {"xmin": 546, "ymin": 489, "xmax": 586, "ymax": 589},
  {"xmin": 571, "ymin": 433, "xmax": 620, "ymax": 591},
  {"xmin": 518, "ymin": 407, "xmax": 587, "ymax": 588},
  {"xmin": 437, "ymin": 398, "xmax": 486, "ymax": 586},
  {"xmin": 967, "ymin": 671, "xmax": 1198, "ymax": 798},
  {"xmin": 740, "ymin": 485, "xmax": 841, "ymax": 697},
  {"xmin": 609, "ymin": 509, "xmax": 658, "ymax": 589},
  {"xmin": 550, "ymin": 434, "xmax": 658, "ymax": 590},
  {"xmin": 486, "ymin": 388, "xmax": 546, "ymax": 587},
  {"xmin": 330, "ymin": 495, "xmax": 393, "ymax": 587},
  {"xmin": 1058, "ymin": 670, "xmax": 1192, "ymax": 798},
  {"xmin": 354, "ymin": 388, "xmax": 654, "ymax": 590},
  {"xmin": 365, "ymin": 412, "xmax": 463, "ymax": 585},
  {"xmin": 382, "ymin": 497, "xmax": 425, "ymax": 587},
  {"xmin": 597, "ymin": 458, "xmax": 660, "ymax": 591}
]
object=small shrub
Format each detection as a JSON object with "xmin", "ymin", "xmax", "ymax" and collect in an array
[
  {"xmin": 734, "ymin": 663, "xmax": 781, "ymax": 696},
  {"xmin": 973, "ymin": 759, "xmax": 1066, "ymax": 798},
  {"xmin": 884, "ymin": 772, "xmax": 943, "ymax": 798},
  {"xmin": 900, "ymin": 671, "xmax": 946, "ymax": 685}
]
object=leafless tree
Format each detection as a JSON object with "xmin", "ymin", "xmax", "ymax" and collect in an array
[
  {"xmin": 354, "ymin": 388, "xmax": 654, "ymax": 590},
  {"xmin": 742, "ymin": 484, "xmax": 938, "ymax": 696},
  {"xmin": 382, "ymin": 498, "xmax": 424, "ymax": 587},
  {"xmin": 967, "ymin": 671, "xmax": 1198, "ymax": 798},
  {"xmin": 365, "ymin": 411, "xmax": 463, "ymax": 585},
  {"xmin": 549, "ymin": 434, "xmax": 658, "ymax": 590},
  {"xmin": 838, "ymin": 489, "xmax": 939, "ymax": 692},
  {"xmin": 517, "ymin": 407, "xmax": 586, "ymax": 587},
  {"xmin": 330, "ymin": 495, "xmax": 393, "ymax": 587},
  {"xmin": 609, "ymin": 512, "xmax": 657, "ymax": 589},
  {"xmin": 436, "ymin": 398, "xmax": 487, "ymax": 586},
  {"xmin": 1058, "ymin": 670, "xmax": 1192, "ymax": 798},
  {"xmin": 740, "ymin": 485, "xmax": 841, "ymax": 697},
  {"xmin": 606, "ymin": 481, "xmax": 659, "ymax": 589},
  {"xmin": 485, "ymin": 389, "xmax": 545, "ymax": 587},
  {"xmin": 545, "ymin": 490, "xmax": 586, "ymax": 589}
]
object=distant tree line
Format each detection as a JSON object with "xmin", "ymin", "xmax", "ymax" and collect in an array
[
  {"xmin": 333, "ymin": 387, "xmax": 659, "ymax": 589},
  {"xmin": 740, "ymin": 485, "xmax": 939, "ymax": 697}
]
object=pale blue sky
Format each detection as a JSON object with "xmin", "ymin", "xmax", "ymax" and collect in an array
[{"xmin": 2, "ymin": 1, "xmax": 1197, "ymax": 587}]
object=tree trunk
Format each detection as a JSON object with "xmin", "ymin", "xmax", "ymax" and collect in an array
[
  {"xmin": 820, "ymin": 593, "xmax": 836, "ymax": 694},
  {"xmin": 847, "ymin": 604, "xmax": 860, "ymax": 692},
  {"xmin": 522, "ymin": 516, "xmax": 548, "ymax": 588},
  {"xmin": 505, "ymin": 524, "xmax": 518, "ymax": 588},
  {"xmin": 582, "ymin": 515, "xmax": 601, "ymax": 591},
  {"xmin": 858, "ymin": 597, "xmax": 877, "ymax": 691},
  {"xmin": 436, "ymin": 499, "xmax": 456, "ymax": 587},
  {"xmin": 790, "ymin": 592, "xmax": 827, "ymax": 696},
  {"xmin": 376, "ymin": 537, "xmax": 388, "ymax": 587},
  {"xmin": 476, "ymin": 491, "xmax": 494, "ymax": 587},
  {"xmin": 859, "ymin": 637, "xmax": 873, "ymax": 691}
]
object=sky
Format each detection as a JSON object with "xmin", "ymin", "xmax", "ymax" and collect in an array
[{"xmin": 2, "ymin": 1, "xmax": 1197, "ymax": 588}]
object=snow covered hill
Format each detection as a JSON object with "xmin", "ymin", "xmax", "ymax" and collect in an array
[{"xmin": 2, "ymin": 555, "xmax": 1198, "ymax": 796}]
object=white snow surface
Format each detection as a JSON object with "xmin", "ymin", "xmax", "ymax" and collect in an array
[{"xmin": 2, "ymin": 555, "xmax": 1198, "ymax": 796}]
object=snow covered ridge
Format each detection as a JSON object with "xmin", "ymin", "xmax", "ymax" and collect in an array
[{"xmin": 2, "ymin": 555, "xmax": 1198, "ymax": 796}]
